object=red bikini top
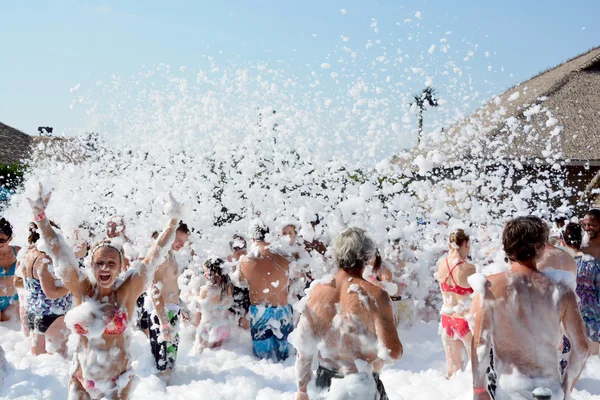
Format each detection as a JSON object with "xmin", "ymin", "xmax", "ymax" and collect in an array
[
  {"xmin": 440, "ymin": 258, "xmax": 474, "ymax": 296},
  {"xmin": 74, "ymin": 307, "xmax": 129, "ymax": 336}
]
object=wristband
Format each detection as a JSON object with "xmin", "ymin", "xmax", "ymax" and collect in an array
[
  {"xmin": 473, "ymin": 387, "xmax": 487, "ymax": 395},
  {"xmin": 33, "ymin": 212, "xmax": 46, "ymax": 222}
]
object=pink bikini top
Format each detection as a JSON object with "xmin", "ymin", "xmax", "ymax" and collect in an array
[
  {"xmin": 74, "ymin": 306, "xmax": 129, "ymax": 336},
  {"xmin": 440, "ymin": 259, "xmax": 474, "ymax": 296}
]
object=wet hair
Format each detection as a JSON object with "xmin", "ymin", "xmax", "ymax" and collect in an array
[
  {"xmin": 449, "ymin": 229, "xmax": 470, "ymax": 247},
  {"xmin": 585, "ymin": 209, "xmax": 600, "ymax": 221},
  {"xmin": 333, "ymin": 227, "xmax": 376, "ymax": 271},
  {"xmin": 28, "ymin": 221, "xmax": 59, "ymax": 244},
  {"xmin": 177, "ymin": 221, "xmax": 190, "ymax": 235},
  {"xmin": 562, "ymin": 223, "xmax": 583, "ymax": 250},
  {"xmin": 502, "ymin": 216, "xmax": 549, "ymax": 262},
  {"xmin": 0, "ymin": 218, "xmax": 13, "ymax": 238},
  {"xmin": 90, "ymin": 240, "xmax": 124, "ymax": 264},
  {"xmin": 204, "ymin": 258, "xmax": 232, "ymax": 298},
  {"xmin": 251, "ymin": 222, "xmax": 269, "ymax": 241},
  {"xmin": 373, "ymin": 249, "xmax": 382, "ymax": 271}
]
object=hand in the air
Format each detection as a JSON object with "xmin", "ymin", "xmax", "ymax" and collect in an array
[
  {"xmin": 164, "ymin": 192, "xmax": 183, "ymax": 220},
  {"xmin": 26, "ymin": 183, "xmax": 52, "ymax": 216}
]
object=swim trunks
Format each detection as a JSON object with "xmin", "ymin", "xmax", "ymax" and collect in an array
[{"xmin": 248, "ymin": 304, "xmax": 293, "ymax": 361}]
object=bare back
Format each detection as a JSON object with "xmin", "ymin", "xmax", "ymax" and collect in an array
[
  {"xmin": 240, "ymin": 244, "xmax": 290, "ymax": 306},
  {"xmin": 305, "ymin": 271, "xmax": 398, "ymax": 374},
  {"xmin": 484, "ymin": 270, "xmax": 567, "ymax": 379},
  {"xmin": 437, "ymin": 255, "xmax": 475, "ymax": 318}
]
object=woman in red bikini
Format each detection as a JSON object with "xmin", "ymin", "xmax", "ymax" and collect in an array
[
  {"xmin": 26, "ymin": 184, "xmax": 182, "ymax": 400},
  {"xmin": 437, "ymin": 228, "xmax": 476, "ymax": 378}
]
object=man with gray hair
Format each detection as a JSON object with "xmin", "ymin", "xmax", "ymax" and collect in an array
[{"xmin": 293, "ymin": 228, "xmax": 403, "ymax": 400}]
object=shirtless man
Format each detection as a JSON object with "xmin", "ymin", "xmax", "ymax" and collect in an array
[
  {"xmin": 148, "ymin": 221, "xmax": 190, "ymax": 382},
  {"xmin": 471, "ymin": 216, "xmax": 588, "ymax": 400},
  {"xmin": 294, "ymin": 228, "xmax": 402, "ymax": 400},
  {"xmin": 240, "ymin": 223, "xmax": 292, "ymax": 361},
  {"xmin": 581, "ymin": 209, "xmax": 600, "ymax": 261}
]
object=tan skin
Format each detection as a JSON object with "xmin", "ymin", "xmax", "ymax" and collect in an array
[
  {"xmin": 28, "ymin": 186, "xmax": 181, "ymax": 400},
  {"xmin": 16, "ymin": 246, "xmax": 70, "ymax": 356},
  {"xmin": 150, "ymin": 229, "xmax": 189, "ymax": 381},
  {"xmin": 240, "ymin": 240, "xmax": 290, "ymax": 307},
  {"xmin": 537, "ymin": 242, "xmax": 578, "ymax": 276},
  {"xmin": 582, "ymin": 214, "xmax": 600, "ymax": 261},
  {"xmin": 0, "ymin": 231, "xmax": 20, "ymax": 322},
  {"xmin": 471, "ymin": 250, "xmax": 589, "ymax": 400},
  {"xmin": 294, "ymin": 265, "xmax": 403, "ymax": 400},
  {"xmin": 437, "ymin": 240, "xmax": 476, "ymax": 378}
]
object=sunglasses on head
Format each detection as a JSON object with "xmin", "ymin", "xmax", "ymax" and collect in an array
[{"xmin": 0, "ymin": 236, "xmax": 11, "ymax": 244}]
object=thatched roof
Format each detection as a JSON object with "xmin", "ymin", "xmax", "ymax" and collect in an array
[
  {"xmin": 396, "ymin": 46, "xmax": 600, "ymax": 168},
  {"xmin": 0, "ymin": 122, "xmax": 81, "ymax": 166},
  {"xmin": 0, "ymin": 122, "xmax": 31, "ymax": 165}
]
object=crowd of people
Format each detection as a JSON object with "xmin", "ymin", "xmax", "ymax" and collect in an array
[{"xmin": 0, "ymin": 183, "xmax": 599, "ymax": 399}]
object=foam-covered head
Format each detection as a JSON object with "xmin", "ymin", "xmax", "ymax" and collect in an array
[
  {"xmin": 90, "ymin": 242, "xmax": 123, "ymax": 287},
  {"xmin": 251, "ymin": 221, "xmax": 270, "ymax": 242},
  {"xmin": 502, "ymin": 216, "xmax": 549, "ymax": 263},
  {"xmin": 582, "ymin": 209, "xmax": 600, "ymax": 240},
  {"xmin": 281, "ymin": 224, "xmax": 297, "ymax": 245},
  {"xmin": 172, "ymin": 221, "xmax": 190, "ymax": 251},
  {"xmin": 0, "ymin": 218, "xmax": 13, "ymax": 249},
  {"xmin": 333, "ymin": 227, "xmax": 376, "ymax": 271}
]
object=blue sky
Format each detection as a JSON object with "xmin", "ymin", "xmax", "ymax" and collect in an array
[{"xmin": 1, "ymin": 0, "xmax": 598, "ymax": 137}]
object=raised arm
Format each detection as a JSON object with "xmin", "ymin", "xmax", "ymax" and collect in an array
[
  {"xmin": 119, "ymin": 193, "xmax": 182, "ymax": 303},
  {"xmin": 561, "ymin": 289, "xmax": 589, "ymax": 393},
  {"xmin": 470, "ymin": 292, "xmax": 492, "ymax": 400},
  {"xmin": 27, "ymin": 184, "xmax": 89, "ymax": 297}
]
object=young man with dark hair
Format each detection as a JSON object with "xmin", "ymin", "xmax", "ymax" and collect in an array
[
  {"xmin": 294, "ymin": 228, "xmax": 402, "ymax": 400},
  {"xmin": 471, "ymin": 216, "xmax": 588, "ymax": 400},
  {"xmin": 582, "ymin": 209, "xmax": 600, "ymax": 260}
]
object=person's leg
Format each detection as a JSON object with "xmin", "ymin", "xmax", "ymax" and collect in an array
[
  {"xmin": 69, "ymin": 375, "xmax": 92, "ymax": 400},
  {"xmin": 19, "ymin": 298, "xmax": 30, "ymax": 337},
  {"xmin": 45, "ymin": 315, "xmax": 68, "ymax": 356},
  {"xmin": 30, "ymin": 332, "xmax": 46, "ymax": 355},
  {"xmin": 149, "ymin": 314, "xmax": 167, "ymax": 372},
  {"xmin": 442, "ymin": 333, "xmax": 463, "ymax": 378}
]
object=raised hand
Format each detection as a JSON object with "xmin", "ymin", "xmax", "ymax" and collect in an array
[
  {"xmin": 163, "ymin": 192, "xmax": 183, "ymax": 220},
  {"xmin": 26, "ymin": 183, "xmax": 52, "ymax": 216}
]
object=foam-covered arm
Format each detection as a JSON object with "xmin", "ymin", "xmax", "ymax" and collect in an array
[
  {"xmin": 293, "ymin": 310, "xmax": 317, "ymax": 394},
  {"xmin": 374, "ymin": 290, "xmax": 403, "ymax": 362},
  {"xmin": 470, "ymin": 292, "xmax": 492, "ymax": 396},
  {"xmin": 562, "ymin": 289, "xmax": 589, "ymax": 393},
  {"xmin": 27, "ymin": 184, "xmax": 87, "ymax": 297},
  {"xmin": 123, "ymin": 193, "xmax": 182, "ymax": 301}
]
